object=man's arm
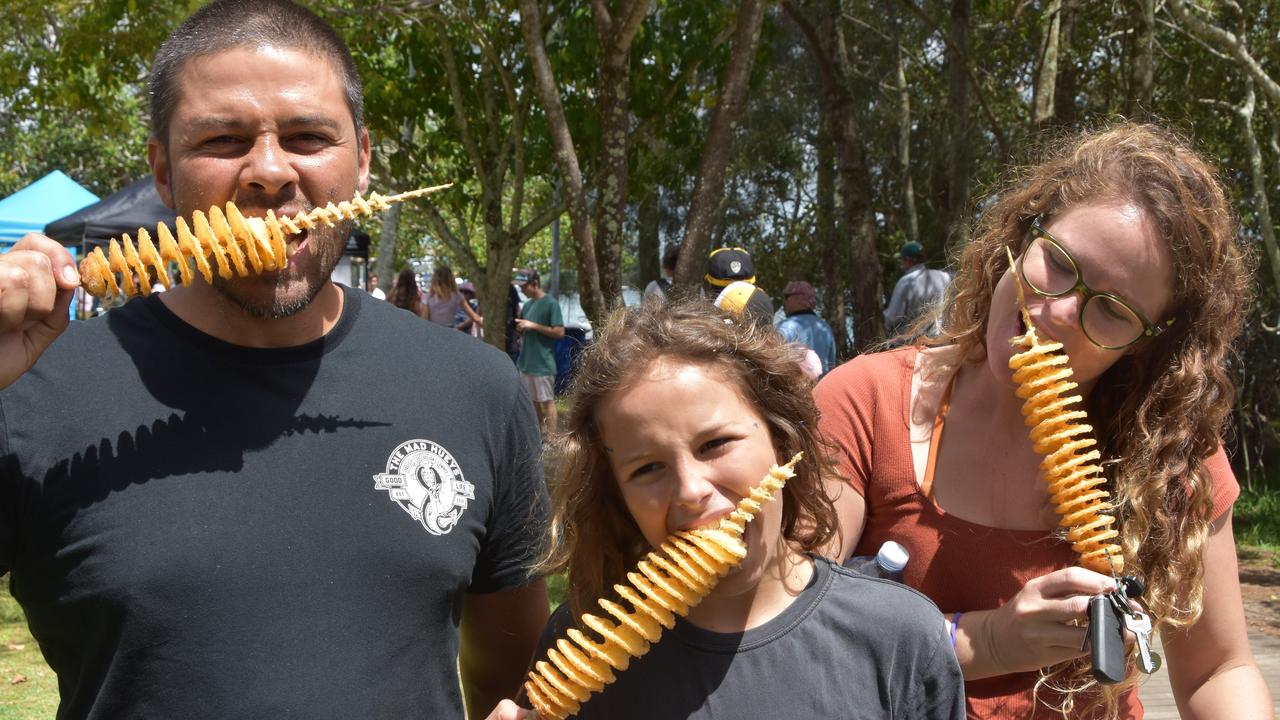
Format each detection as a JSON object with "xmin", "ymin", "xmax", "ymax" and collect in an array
[
  {"xmin": 459, "ymin": 579, "xmax": 550, "ymax": 719},
  {"xmin": 515, "ymin": 318, "xmax": 565, "ymax": 340}
]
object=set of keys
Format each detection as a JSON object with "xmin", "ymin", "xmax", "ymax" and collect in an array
[{"xmin": 1083, "ymin": 574, "xmax": 1162, "ymax": 683}]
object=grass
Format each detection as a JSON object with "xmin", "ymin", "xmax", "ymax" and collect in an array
[
  {"xmin": 0, "ymin": 589, "xmax": 58, "ymax": 719},
  {"xmin": 1234, "ymin": 485, "xmax": 1280, "ymax": 566}
]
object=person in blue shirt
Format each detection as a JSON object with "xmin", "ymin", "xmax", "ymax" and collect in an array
[{"xmin": 777, "ymin": 280, "xmax": 837, "ymax": 375}]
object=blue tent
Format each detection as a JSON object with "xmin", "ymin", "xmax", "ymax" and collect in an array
[{"xmin": 0, "ymin": 171, "xmax": 99, "ymax": 245}]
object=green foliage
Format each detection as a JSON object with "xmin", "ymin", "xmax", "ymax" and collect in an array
[{"xmin": 1235, "ymin": 487, "xmax": 1280, "ymax": 551}]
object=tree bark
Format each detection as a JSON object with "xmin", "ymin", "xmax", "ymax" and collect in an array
[
  {"xmin": 815, "ymin": 93, "xmax": 847, "ymax": 357},
  {"xmin": 591, "ymin": 0, "xmax": 653, "ymax": 309},
  {"xmin": 895, "ymin": 42, "xmax": 918, "ymax": 245},
  {"xmin": 1241, "ymin": 83, "xmax": 1280, "ymax": 303},
  {"xmin": 944, "ymin": 0, "xmax": 972, "ymax": 249},
  {"xmin": 675, "ymin": 0, "xmax": 768, "ymax": 287},
  {"xmin": 1127, "ymin": 0, "xmax": 1154, "ymax": 119},
  {"xmin": 518, "ymin": 0, "xmax": 607, "ymax": 326},
  {"xmin": 1033, "ymin": 0, "xmax": 1060, "ymax": 127}
]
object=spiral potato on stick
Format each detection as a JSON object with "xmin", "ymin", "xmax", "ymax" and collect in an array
[
  {"xmin": 524, "ymin": 454, "xmax": 800, "ymax": 720},
  {"xmin": 77, "ymin": 184, "xmax": 452, "ymax": 300},
  {"xmin": 1006, "ymin": 249, "xmax": 1122, "ymax": 574}
]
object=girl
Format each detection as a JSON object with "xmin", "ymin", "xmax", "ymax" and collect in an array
[
  {"xmin": 425, "ymin": 263, "xmax": 482, "ymax": 328},
  {"xmin": 815, "ymin": 124, "xmax": 1271, "ymax": 717},
  {"xmin": 387, "ymin": 267, "xmax": 425, "ymax": 319},
  {"xmin": 491, "ymin": 301, "xmax": 964, "ymax": 719}
]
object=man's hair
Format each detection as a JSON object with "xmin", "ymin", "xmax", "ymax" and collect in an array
[{"xmin": 150, "ymin": 0, "xmax": 364, "ymax": 147}]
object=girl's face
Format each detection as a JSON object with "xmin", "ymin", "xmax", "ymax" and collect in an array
[
  {"xmin": 595, "ymin": 357, "xmax": 786, "ymax": 595},
  {"xmin": 985, "ymin": 201, "xmax": 1175, "ymax": 393}
]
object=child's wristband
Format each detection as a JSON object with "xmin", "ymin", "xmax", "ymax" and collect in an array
[{"xmin": 950, "ymin": 611, "xmax": 964, "ymax": 648}]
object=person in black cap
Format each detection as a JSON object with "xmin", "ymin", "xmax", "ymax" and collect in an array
[{"xmin": 705, "ymin": 247, "xmax": 773, "ymax": 317}]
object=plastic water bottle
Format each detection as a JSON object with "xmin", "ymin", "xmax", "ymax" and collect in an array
[{"xmin": 843, "ymin": 541, "xmax": 909, "ymax": 582}]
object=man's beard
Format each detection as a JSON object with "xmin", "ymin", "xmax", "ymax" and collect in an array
[{"xmin": 211, "ymin": 215, "xmax": 351, "ymax": 320}]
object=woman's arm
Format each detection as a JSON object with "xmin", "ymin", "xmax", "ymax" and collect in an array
[
  {"xmin": 464, "ymin": 300, "xmax": 483, "ymax": 325},
  {"xmin": 1163, "ymin": 510, "xmax": 1272, "ymax": 719}
]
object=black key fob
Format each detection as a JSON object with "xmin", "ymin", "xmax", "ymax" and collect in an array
[{"xmin": 1088, "ymin": 594, "xmax": 1126, "ymax": 684}]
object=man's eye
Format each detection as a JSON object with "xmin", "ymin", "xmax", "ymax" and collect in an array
[{"xmin": 289, "ymin": 133, "xmax": 331, "ymax": 147}]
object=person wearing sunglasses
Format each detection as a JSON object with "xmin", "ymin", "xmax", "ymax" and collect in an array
[{"xmin": 815, "ymin": 124, "xmax": 1269, "ymax": 718}]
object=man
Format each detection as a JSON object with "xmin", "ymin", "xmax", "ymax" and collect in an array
[
  {"xmin": 883, "ymin": 240, "xmax": 952, "ymax": 337},
  {"xmin": 514, "ymin": 269, "xmax": 564, "ymax": 436},
  {"xmin": 368, "ymin": 270, "xmax": 386, "ymax": 299},
  {"xmin": 0, "ymin": 2, "xmax": 548, "ymax": 718},
  {"xmin": 777, "ymin": 280, "xmax": 837, "ymax": 375},
  {"xmin": 641, "ymin": 242, "xmax": 681, "ymax": 302}
]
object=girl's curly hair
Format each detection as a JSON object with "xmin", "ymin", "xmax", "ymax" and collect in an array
[
  {"xmin": 539, "ymin": 299, "xmax": 841, "ymax": 618},
  {"xmin": 928, "ymin": 123, "xmax": 1252, "ymax": 716}
]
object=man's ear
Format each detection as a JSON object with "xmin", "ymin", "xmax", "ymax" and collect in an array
[
  {"xmin": 147, "ymin": 136, "xmax": 176, "ymax": 209},
  {"xmin": 356, "ymin": 126, "xmax": 371, "ymax": 194}
]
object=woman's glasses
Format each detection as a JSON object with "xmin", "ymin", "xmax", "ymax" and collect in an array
[{"xmin": 1016, "ymin": 219, "xmax": 1174, "ymax": 350}]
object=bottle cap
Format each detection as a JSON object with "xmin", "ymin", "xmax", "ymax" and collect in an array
[{"xmin": 876, "ymin": 541, "xmax": 909, "ymax": 572}]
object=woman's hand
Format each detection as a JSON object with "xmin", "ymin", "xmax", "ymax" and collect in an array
[
  {"xmin": 960, "ymin": 566, "xmax": 1117, "ymax": 680},
  {"xmin": 483, "ymin": 700, "xmax": 537, "ymax": 720}
]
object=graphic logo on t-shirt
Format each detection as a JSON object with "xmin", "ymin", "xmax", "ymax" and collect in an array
[{"xmin": 373, "ymin": 440, "xmax": 475, "ymax": 535}]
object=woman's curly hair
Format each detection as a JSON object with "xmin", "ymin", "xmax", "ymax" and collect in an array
[
  {"xmin": 929, "ymin": 123, "xmax": 1253, "ymax": 716},
  {"xmin": 538, "ymin": 299, "xmax": 841, "ymax": 618}
]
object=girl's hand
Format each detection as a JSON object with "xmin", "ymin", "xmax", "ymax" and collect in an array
[
  {"xmin": 978, "ymin": 566, "xmax": 1118, "ymax": 676},
  {"xmin": 484, "ymin": 700, "xmax": 537, "ymax": 720}
]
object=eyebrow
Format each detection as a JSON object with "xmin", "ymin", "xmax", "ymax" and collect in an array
[
  {"xmin": 1039, "ymin": 225, "xmax": 1160, "ymax": 317},
  {"xmin": 185, "ymin": 115, "xmax": 344, "ymax": 133}
]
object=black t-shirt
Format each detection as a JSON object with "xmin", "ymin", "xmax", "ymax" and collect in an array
[
  {"xmin": 534, "ymin": 556, "xmax": 964, "ymax": 719},
  {"xmin": 0, "ymin": 286, "xmax": 547, "ymax": 719}
]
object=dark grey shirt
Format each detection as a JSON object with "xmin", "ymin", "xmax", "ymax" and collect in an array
[{"xmin": 534, "ymin": 556, "xmax": 964, "ymax": 719}]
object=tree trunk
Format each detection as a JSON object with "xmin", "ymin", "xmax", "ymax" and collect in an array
[
  {"xmin": 675, "ymin": 0, "xmax": 768, "ymax": 287},
  {"xmin": 517, "ymin": 0, "xmax": 607, "ymax": 327},
  {"xmin": 895, "ymin": 42, "xmax": 918, "ymax": 245},
  {"xmin": 1033, "ymin": 0, "xmax": 1060, "ymax": 127},
  {"xmin": 595, "ymin": 50, "xmax": 632, "ymax": 308},
  {"xmin": 815, "ymin": 97, "xmax": 847, "ymax": 357},
  {"xmin": 375, "ymin": 202, "xmax": 400, "ymax": 293},
  {"xmin": 1127, "ymin": 0, "xmax": 1154, "ymax": 119},
  {"xmin": 1241, "ymin": 81, "xmax": 1280, "ymax": 304},
  {"xmin": 637, "ymin": 190, "xmax": 660, "ymax": 292},
  {"xmin": 944, "ymin": 0, "xmax": 972, "ymax": 249}
]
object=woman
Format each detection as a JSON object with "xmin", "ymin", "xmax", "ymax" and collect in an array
[
  {"xmin": 387, "ymin": 268, "xmax": 426, "ymax": 319},
  {"xmin": 487, "ymin": 301, "xmax": 963, "ymax": 719},
  {"xmin": 815, "ymin": 124, "xmax": 1271, "ymax": 717},
  {"xmin": 425, "ymin": 264, "xmax": 482, "ymax": 329}
]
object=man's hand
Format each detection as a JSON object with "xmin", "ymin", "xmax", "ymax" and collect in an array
[
  {"xmin": 483, "ymin": 700, "xmax": 538, "ymax": 720},
  {"xmin": 0, "ymin": 234, "xmax": 79, "ymax": 389}
]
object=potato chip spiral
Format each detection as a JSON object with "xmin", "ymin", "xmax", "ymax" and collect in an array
[
  {"xmin": 77, "ymin": 184, "xmax": 451, "ymax": 300},
  {"xmin": 1007, "ymin": 252, "xmax": 1122, "ymax": 574},
  {"xmin": 524, "ymin": 454, "xmax": 800, "ymax": 720}
]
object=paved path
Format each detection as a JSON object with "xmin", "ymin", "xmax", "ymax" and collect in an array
[{"xmin": 1139, "ymin": 630, "xmax": 1280, "ymax": 717}]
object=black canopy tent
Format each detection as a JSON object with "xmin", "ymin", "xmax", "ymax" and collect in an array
[{"xmin": 44, "ymin": 177, "xmax": 177, "ymax": 250}]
